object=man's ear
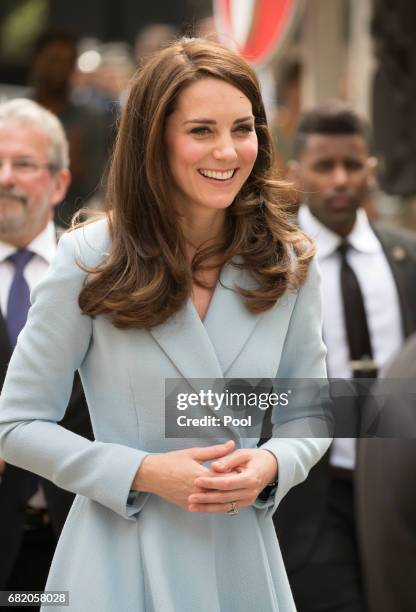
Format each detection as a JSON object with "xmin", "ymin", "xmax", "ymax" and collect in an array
[
  {"xmin": 51, "ymin": 168, "xmax": 71, "ymax": 207},
  {"xmin": 366, "ymin": 156, "xmax": 378, "ymax": 191}
]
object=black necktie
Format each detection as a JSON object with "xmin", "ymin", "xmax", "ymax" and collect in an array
[
  {"xmin": 338, "ymin": 242, "xmax": 376, "ymax": 378},
  {"xmin": 334, "ymin": 242, "xmax": 377, "ymax": 438}
]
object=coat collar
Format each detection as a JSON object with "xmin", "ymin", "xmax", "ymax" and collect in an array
[
  {"xmin": 149, "ymin": 260, "xmax": 262, "ymax": 387},
  {"xmin": 371, "ymin": 224, "xmax": 416, "ymax": 338},
  {"xmin": 203, "ymin": 260, "xmax": 261, "ymax": 375}
]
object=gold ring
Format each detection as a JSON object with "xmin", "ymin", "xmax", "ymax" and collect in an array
[{"xmin": 227, "ymin": 501, "xmax": 239, "ymax": 516}]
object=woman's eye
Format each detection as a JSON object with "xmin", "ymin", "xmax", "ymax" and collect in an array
[
  {"xmin": 234, "ymin": 124, "xmax": 254, "ymax": 134},
  {"xmin": 190, "ymin": 127, "xmax": 211, "ymax": 135}
]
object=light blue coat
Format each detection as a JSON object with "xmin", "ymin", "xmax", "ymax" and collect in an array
[{"xmin": 0, "ymin": 220, "xmax": 330, "ymax": 612}]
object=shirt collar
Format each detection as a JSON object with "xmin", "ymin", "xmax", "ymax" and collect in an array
[
  {"xmin": 298, "ymin": 205, "xmax": 381, "ymax": 260},
  {"xmin": 0, "ymin": 221, "xmax": 57, "ymax": 264}
]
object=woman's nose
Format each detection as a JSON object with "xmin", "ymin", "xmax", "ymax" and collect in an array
[{"xmin": 212, "ymin": 135, "xmax": 238, "ymax": 162}]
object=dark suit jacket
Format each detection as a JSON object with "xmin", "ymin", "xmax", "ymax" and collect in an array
[
  {"xmin": 357, "ymin": 334, "xmax": 416, "ymax": 612},
  {"xmin": 0, "ymin": 306, "xmax": 93, "ymax": 588},
  {"xmin": 274, "ymin": 223, "xmax": 416, "ymax": 573}
]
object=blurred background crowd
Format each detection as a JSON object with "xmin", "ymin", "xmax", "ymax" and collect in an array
[{"xmin": 1, "ymin": 0, "xmax": 416, "ymax": 229}]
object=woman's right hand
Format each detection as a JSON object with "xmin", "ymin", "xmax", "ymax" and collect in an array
[{"xmin": 131, "ymin": 441, "xmax": 235, "ymax": 511}]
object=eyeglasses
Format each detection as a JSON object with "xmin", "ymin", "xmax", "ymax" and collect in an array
[{"xmin": 0, "ymin": 158, "xmax": 58, "ymax": 177}]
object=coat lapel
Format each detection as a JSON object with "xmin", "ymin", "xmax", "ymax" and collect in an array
[
  {"xmin": 147, "ymin": 262, "xmax": 268, "ymax": 443},
  {"xmin": 149, "ymin": 261, "xmax": 263, "ymax": 389},
  {"xmin": 203, "ymin": 261, "xmax": 262, "ymax": 375},
  {"xmin": 149, "ymin": 299, "xmax": 224, "ymax": 385},
  {"xmin": 373, "ymin": 225, "xmax": 416, "ymax": 338}
]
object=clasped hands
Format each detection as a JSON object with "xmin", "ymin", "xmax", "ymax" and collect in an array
[{"xmin": 133, "ymin": 440, "xmax": 278, "ymax": 513}]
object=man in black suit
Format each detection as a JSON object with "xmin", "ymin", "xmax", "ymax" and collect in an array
[
  {"xmin": 274, "ymin": 101, "xmax": 416, "ymax": 612},
  {"xmin": 0, "ymin": 98, "xmax": 92, "ymax": 604}
]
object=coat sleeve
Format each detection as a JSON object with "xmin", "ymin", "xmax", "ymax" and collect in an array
[
  {"xmin": 255, "ymin": 256, "xmax": 332, "ymax": 517},
  {"xmin": 0, "ymin": 229, "xmax": 149, "ymax": 520}
]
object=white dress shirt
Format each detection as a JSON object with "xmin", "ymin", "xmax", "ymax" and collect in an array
[
  {"xmin": 0, "ymin": 221, "xmax": 57, "ymax": 315},
  {"xmin": 0, "ymin": 220, "xmax": 57, "ymax": 505},
  {"xmin": 299, "ymin": 206, "xmax": 404, "ymax": 469}
]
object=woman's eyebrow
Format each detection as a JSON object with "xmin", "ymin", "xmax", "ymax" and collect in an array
[
  {"xmin": 183, "ymin": 115, "xmax": 254, "ymax": 125},
  {"xmin": 233, "ymin": 115, "xmax": 255, "ymax": 124},
  {"xmin": 183, "ymin": 118, "xmax": 216, "ymax": 125}
]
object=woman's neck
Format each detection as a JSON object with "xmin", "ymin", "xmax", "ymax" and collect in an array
[{"xmin": 181, "ymin": 209, "xmax": 226, "ymax": 256}]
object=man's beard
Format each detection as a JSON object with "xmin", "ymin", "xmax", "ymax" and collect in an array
[{"xmin": 0, "ymin": 188, "xmax": 28, "ymax": 236}]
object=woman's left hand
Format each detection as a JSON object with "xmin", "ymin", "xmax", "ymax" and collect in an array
[{"xmin": 188, "ymin": 449, "xmax": 278, "ymax": 513}]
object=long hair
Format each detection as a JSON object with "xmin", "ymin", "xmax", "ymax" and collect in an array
[{"xmin": 77, "ymin": 37, "xmax": 314, "ymax": 329}]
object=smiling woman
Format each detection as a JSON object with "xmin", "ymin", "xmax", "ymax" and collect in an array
[
  {"xmin": 163, "ymin": 77, "xmax": 260, "ymax": 320},
  {"xmin": 77, "ymin": 37, "xmax": 315, "ymax": 329},
  {"xmin": 165, "ymin": 78, "xmax": 258, "ymax": 214},
  {"xmin": 0, "ymin": 38, "xmax": 331, "ymax": 612}
]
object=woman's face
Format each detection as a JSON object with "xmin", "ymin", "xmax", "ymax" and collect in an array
[{"xmin": 165, "ymin": 77, "xmax": 258, "ymax": 217}]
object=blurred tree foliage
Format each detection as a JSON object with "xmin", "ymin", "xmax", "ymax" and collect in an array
[{"xmin": 1, "ymin": 0, "xmax": 48, "ymax": 61}]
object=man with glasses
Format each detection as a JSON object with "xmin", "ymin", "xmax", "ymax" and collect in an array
[{"xmin": 0, "ymin": 98, "xmax": 92, "ymax": 606}]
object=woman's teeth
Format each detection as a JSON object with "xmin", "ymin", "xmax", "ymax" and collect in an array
[{"xmin": 199, "ymin": 169, "xmax": 235, "ymax": 180}]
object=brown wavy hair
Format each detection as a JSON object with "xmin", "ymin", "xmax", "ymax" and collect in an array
[{"xmin": 77, "ymin": 37, "xmax": 315, "ymax": 329}]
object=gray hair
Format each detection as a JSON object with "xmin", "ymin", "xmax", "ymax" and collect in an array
[{"xmin": 0, "ymin": 98, "xmax": 69, "ymax": 170}]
